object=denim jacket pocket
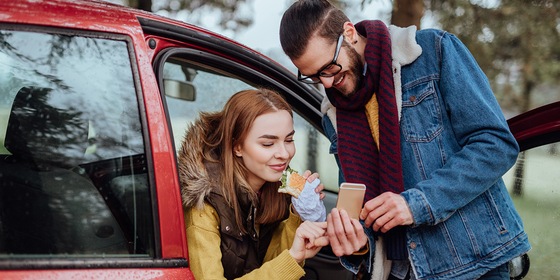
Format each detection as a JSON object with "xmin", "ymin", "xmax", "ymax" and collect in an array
[{"xmin": 401, "ymin": 80, "xmax": 443, "ymax": 143}]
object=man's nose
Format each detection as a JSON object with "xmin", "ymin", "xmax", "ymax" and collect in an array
[{"xmin": 319, "ymin": 76, "xmax": 335, "ymax": 88}]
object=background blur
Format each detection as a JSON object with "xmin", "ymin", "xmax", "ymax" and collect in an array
[
  {"xmin": 105, "ymin": 0, "xmax": 560, "ymax": 118},
  {"xmin": 103, "ymin": 1, "xmax": 560, "ymax": 279}
]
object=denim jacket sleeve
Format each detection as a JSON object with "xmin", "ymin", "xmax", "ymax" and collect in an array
[
  {"xmin": 400, "ymin": 31, "xmax": 520, "ymax": 226},
  {"xmin": 339, "ymin": 221, "xmax": 376, "ymax": 274},
  {"xmin": 321, "ymin": 114, "xmax": 345, "ymax": 185}
]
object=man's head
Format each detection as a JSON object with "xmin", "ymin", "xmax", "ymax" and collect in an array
[
  {"xmin": 279, "ymin": 0, "xmax": 345, "ymax": 59},
  {"xmin": 279, "ymin": 0, "xmax": 365, "ymax": 96}
]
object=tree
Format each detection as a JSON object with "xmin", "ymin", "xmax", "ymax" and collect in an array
[
  {"xmin": 126, "ymin": 0, "xmax": 254, "ymax": 34},
  {"xmin": 359, "ymin": 0, "xmax": 424, "ymax": 29},
  {"xmin": 390, "ymin": 0, "xmax": 424, "ymax": 29},
  {"xmin": 427, "ymin": 0, "xmax": 560, "ymax": 196},
  {"xmin": 428, "ymin": 0, "xmax": 560, "ymax": 112}
]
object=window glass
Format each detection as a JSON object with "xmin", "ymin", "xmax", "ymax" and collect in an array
[
  {"xmin": 0, "ymin": 30, "xmax": 153, "ymax": 257},
  {"xmin": 503, "ymin": 143, "xmax": 560, "ymax": 279},
  {"xmin": 162, "ymin": 58, "xmax": 339, "ymax": 191}
]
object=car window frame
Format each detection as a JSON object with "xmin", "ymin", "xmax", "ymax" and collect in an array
[{"xmin": 0, "ymin": 23, "xmax": 173, "ymax": 270}]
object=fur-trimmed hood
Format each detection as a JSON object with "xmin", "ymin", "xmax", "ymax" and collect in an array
[{"xmin": 178, "ymin": 118, "xmax": 221, "ymax": 209}]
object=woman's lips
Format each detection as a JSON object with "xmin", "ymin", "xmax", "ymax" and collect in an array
[{"xmin": 270, "ymin": 163, "xmax": 287, "ymax": 172}]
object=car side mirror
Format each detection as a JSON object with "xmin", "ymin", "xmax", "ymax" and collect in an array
[
  {"xmin": 509, "ymin": 253, "xmax": 530, "ymax": 280},
  {"xmin": 164, "ymin": 79, "xmax": 196, "ymax": 101}
]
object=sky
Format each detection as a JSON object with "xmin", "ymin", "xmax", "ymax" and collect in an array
[
  {"xmin": 197, "ymin": 0, "xmax": 395, "ymax": 68},
  {"xmin": 106, "ymin": 0, "xmax": 405, "ymax": 69},
  {"xmin": 221, "ymin": 0, "xmax": 393, "ymax": 52},
  {"xmin": 135, "ymin": 0, "xmax": 395, "ymax": 50}
]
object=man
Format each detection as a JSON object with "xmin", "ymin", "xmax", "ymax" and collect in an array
[{"xmin": 279, "ymin": 0, "xmax": 531, "ymax": 279}]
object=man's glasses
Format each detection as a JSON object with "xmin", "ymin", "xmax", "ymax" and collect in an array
[{"xmin": 297, "ymin": 34, "xmax": 344, "ymax": 84}]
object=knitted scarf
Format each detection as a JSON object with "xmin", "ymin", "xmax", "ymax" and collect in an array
[{"xmin": 325, "ymin": 20, "xmax": 406, "ymax": 260}]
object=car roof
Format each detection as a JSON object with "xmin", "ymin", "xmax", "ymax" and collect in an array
[
  {"xmin": 0, "ymin": 0, "xmax": 250, "ymax": 54},
  {"xmin": 0, "ymin": 0, "xmax": 325, "ymax": 130}
]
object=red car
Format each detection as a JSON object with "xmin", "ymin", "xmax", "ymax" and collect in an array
[
  {"xmin": 0, "ymin": 0, "xmax": 331, "ymax": 278},
  {"xmin": 0, "ymin": 1, "xmax": 558, "ymax": 279}
]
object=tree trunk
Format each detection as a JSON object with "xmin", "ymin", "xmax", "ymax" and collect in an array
[
  {"xmin": 512, "ymin": 151, "xmax": 525, "ymax": 196},
  {"xmin": 391, "ymin": 0, "xmax": 424, "ymax": 29},
  {"xmin": 511, "ymin": 79, "xmax": 534, "ymax": 197},
  {"xmin": 128, "ymin": 0, "xmax": 152, "ymax": 11}
]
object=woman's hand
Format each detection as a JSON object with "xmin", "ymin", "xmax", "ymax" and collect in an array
[
  {"xmin": 289, "ymin": 221, "xmax": 329, "ymax": 263},
  {"xmin": 302, "ymin": 170, "xmax": 325, "ymax": 200}
]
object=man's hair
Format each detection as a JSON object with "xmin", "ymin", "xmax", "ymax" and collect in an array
[{"xmin": 279, "ymin": 0, "xmax": 350, "ymax": 59}]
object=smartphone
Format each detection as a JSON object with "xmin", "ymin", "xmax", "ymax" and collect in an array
[{"xmin": 336, "ymin": 182, "xmax": 366, "ymax": 220}]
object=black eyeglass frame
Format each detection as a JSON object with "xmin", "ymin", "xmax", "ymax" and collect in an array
[{"xmin": 297, "ymin": 34, "xmax": 344, "ymax": 84}]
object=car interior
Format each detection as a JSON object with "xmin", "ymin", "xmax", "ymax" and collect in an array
[{"xmin": 0, "ymin": 86, "xmax": 129, "ymax": 255}]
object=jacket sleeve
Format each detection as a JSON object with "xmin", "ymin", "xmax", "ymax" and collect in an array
[
  {"xmin": 184, "ymin": 203, "xmax": 305, "ymax": 280},
  {"xmin": 263, "ymin": 206, "xmax": 302, "ymax": 261},
  {"xmin": 401, "ymin": 32, "xmax": 519, "ymax": 226}
]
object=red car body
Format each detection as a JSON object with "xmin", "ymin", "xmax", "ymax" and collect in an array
[
  {"xmin": 1, "ymin": 1, "xmax": 558, "ymax": 280},
  {"xmin": 0, "ymin": 0, "xmax": 325, "ymax": 279},
  {"xmin": 1, "ymin": 1, "xmax": 192, "ymax": 278}
]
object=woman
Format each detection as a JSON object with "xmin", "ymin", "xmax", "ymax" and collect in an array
[{"xmin": 179, "ymin": 88, "xmax": 328, "ymax": 279}]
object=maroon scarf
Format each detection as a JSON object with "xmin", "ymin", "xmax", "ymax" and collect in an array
[{"xmin": 325, "ymin": 20, "xmax": 406, "ymax": 260}]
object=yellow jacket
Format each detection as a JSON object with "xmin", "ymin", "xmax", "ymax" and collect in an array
[{"xmin": 184, "ymin": 202, "xmax": 305, "ymax": 279}]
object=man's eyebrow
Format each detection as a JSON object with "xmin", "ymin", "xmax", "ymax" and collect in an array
[{"xmin": 301, "ymin": 59, "xmax": 332, "ymax": 76}]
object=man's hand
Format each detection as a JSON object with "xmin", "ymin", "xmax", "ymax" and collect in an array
[
  {"xmin": 326, "ymin": 208, "xmax": 368, "ymax": 257},
  {"xmin": 360, "ymin": 192, "xmax": 413, "ymax": 233}
]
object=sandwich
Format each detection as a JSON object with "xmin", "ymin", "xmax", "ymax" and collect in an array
[{"xmin": 278, "ymin": 166, "xmax": 306, "ymax": 198}]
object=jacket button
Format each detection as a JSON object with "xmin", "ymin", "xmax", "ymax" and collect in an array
[
  {"xmin": 410, "ymin": 242, "xmax": 417, "ymax": 249},
  {"xmin": 409, "ymin": 96, "xmax": 416, "ymax": 102},
  {"xmin": 225, "ymin": 226, "xmax": 230, "ymax": 231}
]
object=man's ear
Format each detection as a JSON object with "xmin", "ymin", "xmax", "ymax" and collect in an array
[{"xmin": 343, "ymin": 21, "xmax": 358, "ymax": 44}]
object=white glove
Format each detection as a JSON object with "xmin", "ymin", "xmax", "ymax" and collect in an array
[{"xmin": 291, "ymin": 178, "xmax": 326, "ymax": 222}]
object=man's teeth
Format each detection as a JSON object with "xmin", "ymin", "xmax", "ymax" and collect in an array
[{"xmin": 334, "ymin": 74, "xmax": 344, "ymax": 85}]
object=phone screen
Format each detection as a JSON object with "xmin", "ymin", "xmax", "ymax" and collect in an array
[{"xmin": 336, "ymin": 183, "xmax": 366, "ymax": 220}]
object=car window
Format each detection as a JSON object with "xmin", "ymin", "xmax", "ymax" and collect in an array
[
  {"xmin": 0, "ymin": 29, "xmax": 154, "ymax": 257},
  {"xmin": 503, "ymin": 143, "xmax": 560, "ymax": 279},
  {"xmin": 160, "ymin": 55, "xmax": 340, "ymax": 192}
]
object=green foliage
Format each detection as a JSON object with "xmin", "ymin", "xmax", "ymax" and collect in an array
[
  {"xmin": 427, "ymin": 0, "xmax": 560, "ymax": 112},
  {"xmin": 131, "ymin": 0, "xmax": 254, "ymax": 33},
  {"xmin": 130, "ymin": 0, "xmax": 559, "ymax": 112}
]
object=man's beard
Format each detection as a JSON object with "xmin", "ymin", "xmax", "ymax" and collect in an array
[{"xmin": 343, "ymin": 45, "xmax": 365, "ymax": 98}]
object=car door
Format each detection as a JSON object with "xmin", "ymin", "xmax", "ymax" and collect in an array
[
  {"xmin": 0, "ymin": 25, "xmax": 192, "ymax": 278},
  {"xmin": 504, "ymin": 101, "xmax": 560, "ymax": 280},
  {"xmin": 141, "ymin": 18, "xmax": 352, "ymax": 280}
]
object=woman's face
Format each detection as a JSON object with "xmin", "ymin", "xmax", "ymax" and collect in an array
[{"xmin": 234, "ymin": 110, "xmax": 295, "ymax": 192}]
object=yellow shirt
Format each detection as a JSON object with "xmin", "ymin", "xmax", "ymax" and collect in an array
[
  {"xmin": 365, "ymin": 93, "xmax": 380, "ymax": 150},
  {"xmin": 184, "ymin": 202, "xmax": 305, "ymax": 279}
]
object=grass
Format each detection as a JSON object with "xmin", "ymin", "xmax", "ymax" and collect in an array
[{"xmin": 504, "ymin": 145, "xmax": 560, "ymax": 279}]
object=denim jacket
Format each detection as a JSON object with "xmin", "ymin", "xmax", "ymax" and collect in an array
[{"xmin": 323, "ymin": 27, "xmax": 531, "ymax": 280}]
